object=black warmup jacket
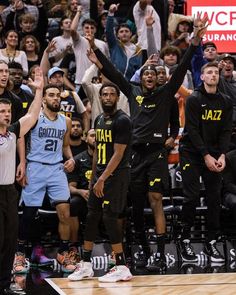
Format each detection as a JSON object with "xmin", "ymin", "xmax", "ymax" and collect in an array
[
  {"xmin": 180, "ymin": 85, "xmax": 233, "ymax": 157},
  {"xmin": 94, "ymin": 44, "xmax": 198, "ymax": 146}
]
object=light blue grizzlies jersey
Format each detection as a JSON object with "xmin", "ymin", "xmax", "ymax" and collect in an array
[{"xmin": 27, "ymin": 111, "xmax": 67, "ymax": 164}]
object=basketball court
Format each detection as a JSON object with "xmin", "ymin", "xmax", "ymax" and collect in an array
[{"xmin": 46, "ymin": 272, "xmax": 236, "ymax": 295}]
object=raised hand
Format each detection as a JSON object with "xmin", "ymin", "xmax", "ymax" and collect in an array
[
  {"xmin": 193, "ymin": 13, "xmax": 208, "ymax": 39},
  {"xmin": 45, "ymin": 40, "xmax": 57, "ymax": 54},
  {"xmin": 86, "ymin": 48, "xmax": 99, "ymax": 65},
  {"xmin": 28, "ymin": 67, "xmax": 44, "ymax": 90},
  {"xmin": 144, "ymin": 53, "xmax": 159, "ymax": 66},
  {"xmin": 145, "ymin": 9, "xmax": 155, "ymax": 27},
  {"xmin": 109, "ymin": 3, "xmax": 119, "ymax": 14}
]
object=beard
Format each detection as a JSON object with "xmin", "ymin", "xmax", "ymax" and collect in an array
[
  {"xmin": 13, "ymin": 80, "xmax": 22, "ymax": 89},
  {"xmin": 88, "ymin": 142, "xmax": 95, "ymax": 150},
  {"xmin": 46, "ymin": 103, "xmax": 61, "ymax": 112},
  {"xmin": 101, "ymin": 102, "xmax": 116, "ymax": 114},
  {"xmin": 70, "ymin": 133, "xmax": 81, "ymax": 140}
]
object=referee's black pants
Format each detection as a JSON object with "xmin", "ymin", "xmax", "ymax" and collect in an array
[
  {"xmin": 0, "ymin": 185, "xmax": 18, "ymax": 291},
  {"xmin": 180, "ymin": 150, "xmax": 222, "ymax": 241}
]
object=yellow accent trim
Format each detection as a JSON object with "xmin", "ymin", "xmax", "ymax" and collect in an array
[
  {"xmin": 22, "ymin": 102, "xmax": 28, "ymax": 109},
  {"xmin": 102, "ymin": 200, "xmax": 110, "ymax": 208},
  {"xmin": 136, "ymin": 95, "xmax": 144, "ymax": 106},
  {"xmin": 183, "ymin": 164, "xmax": 190, "ymax": 170},
  {"xmin": 149, "ymin": 178, "xmax": 161, "ymax": 187}
]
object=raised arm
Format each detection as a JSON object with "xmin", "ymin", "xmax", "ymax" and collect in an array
[
  {"xmin": 19, "ymin": 67, "xmax": 44, "ymax": 137},
  {"xmin": 81, "ymin": 64, "xmax": 99, "ymax": 102},
  {"xmin": 106, "ymin": 4, "xmax": 119, "ymax": 49},
  {"xmin": 70, "ymin": 5, "xmax": 83, "ymax": 42},
  {"xmin": 40, "ymin": 40, "xmax": 57, "ymax": 82},
  {"xmin": 168, "ymin": 14, "xmax": 208, "ymax": 94},
  {"xmin": 86, "ymin": 45, "xmax": 131, "ymax": 98},
  {"xmin": 146, "ymin": 10, "xmax": 158, "ymax": 57}
]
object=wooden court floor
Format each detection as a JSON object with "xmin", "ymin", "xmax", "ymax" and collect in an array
[{"xmin": 46, "ymin": 273, "xmax": 236, "ymax": 295}]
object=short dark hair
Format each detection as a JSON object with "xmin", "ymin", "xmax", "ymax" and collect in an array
[
  {"xmin": 8, "ymin": 61, "xmax": 23, "ymax": 71},
  {"xmin": 43, "ymin": 84, "xmax": 61, "ymax": 96},
  {"xmin": 202, "ymin": 42, "xmax": 217, "ymax": 51},
  {"xmin": 4, "ymin": 30, "xmax": 18, "ymax": 40},
  {"xmin": 71, "ymin": 117, "xmax": 83, "ymax": 129},
  {"xmin": 116, "ymin": 23, "xmax": 131, "ymax": 35},
  {"xmin": 60, "ymin": 15, "xmax": 71, "ymax": 26},
  {"xmin": 99, "ymin": 82, "xmax": 120, "ymax": 97},
  {"xmin": 82, "ymin": 18, "xmax": 97, "ymax": 28},
  {"xmin": 0, "ymin": 98, "xmax": 11, "ymax": 105},
  {"xmin": 140, "ymin": 65, "xmax": 157, "ymax": 78},
  {"xmin": 201, "ymin": 61, "xmax": 219, "ymax": 73}
]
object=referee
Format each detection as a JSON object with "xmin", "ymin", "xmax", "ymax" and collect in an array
[{"xmin": 0, "ymin": 67, "xmax": 44, "ymax": 295}]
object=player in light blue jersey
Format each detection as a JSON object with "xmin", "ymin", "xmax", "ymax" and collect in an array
[{"xmin": 14, "ymin": 84, "xmax": 76, "ymax": 274}]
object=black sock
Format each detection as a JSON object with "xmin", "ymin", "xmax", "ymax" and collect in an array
[
  {"xmin": 135, "ymin": 231, "xmax": 148, "ymax": 246},
  {"xmin": 115, "ymin": 252, "xmax": 126, "ymax": 265},
  {"xmin": 157, "ymin": 234, "xmax": 165, "ymax": 257},
  {"xmin": 17, "ymin": 240, "xmax": 26, "ymax": 254},
  {"xmin": 59, "ymin": 240, "xmax": 69, "ymax": 253},
  {"xmin": 180, "ymin": 224, "xmax": 191, "ymax": 240},
  {"xmin": 83, "ymin": 250, "xmax": 92, "ymax": 262}
]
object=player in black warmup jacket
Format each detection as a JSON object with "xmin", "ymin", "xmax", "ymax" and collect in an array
[
  {"xmin": 85, "ymin": 15, "xmax": 208, "ymax": 271},
  {"xmin": 178, "ymin": 61, "xmax": 233, "ymax": 263}
]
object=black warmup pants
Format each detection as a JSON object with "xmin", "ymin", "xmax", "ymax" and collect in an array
[
  {"xmin": 180, "ymin": 150, "xmax": 222, "ymax": 241},
  {"xmin": 0, "ymin": 185, "xmax": 18, "ymax": 291}
]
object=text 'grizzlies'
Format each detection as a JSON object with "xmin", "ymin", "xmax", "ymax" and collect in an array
[{"xmin": 38, "ymin": 127, "xmax": 66, "ymax": 139}]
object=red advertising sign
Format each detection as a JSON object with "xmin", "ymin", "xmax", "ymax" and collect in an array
[{"xmin": 186, "ymin": 0, "xmax": 236, "ymax": 52}]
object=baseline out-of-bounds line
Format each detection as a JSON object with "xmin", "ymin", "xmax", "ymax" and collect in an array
[{"xmin": 45, "ymin": 278, "xmax": 67, "ymax": 295}]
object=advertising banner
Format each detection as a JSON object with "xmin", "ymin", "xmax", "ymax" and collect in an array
[{"xmin": 186, "ymin": 0, "xmax": 236, "ymax": 52}]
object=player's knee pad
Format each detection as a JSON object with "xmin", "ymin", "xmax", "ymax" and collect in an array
[
  {"xmin": 84, "ymin": 209, "xmax": 102, "ymax": 241},
  {"xmin": 103, "ymin": 212, "xmax": 121, "ymax": 244}
]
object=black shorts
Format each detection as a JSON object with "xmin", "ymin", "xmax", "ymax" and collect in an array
[
  {"xmin": 88, "ymin": 168, "xmax": 130, "ymax": 215},
  {"xmin": 130, "ymin": 147, "xmax": 169, "ymax": 194},
  {"xmin": 70, "ymin": 195, "xmax": 88, "ymax": 220}
]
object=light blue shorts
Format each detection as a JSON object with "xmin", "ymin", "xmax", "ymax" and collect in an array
[{"xmin": 21, "ymin": 161, "xmax": 70, "ymax": 207}]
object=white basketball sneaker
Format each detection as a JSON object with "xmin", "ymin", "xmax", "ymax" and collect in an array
[
  {"xmin": 98, "ymin": 265, "xmax": 133, "ymax": 283},
  {"xmin": 68, "ymin": 261, "xmax": 94, "ymax": 281}
]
